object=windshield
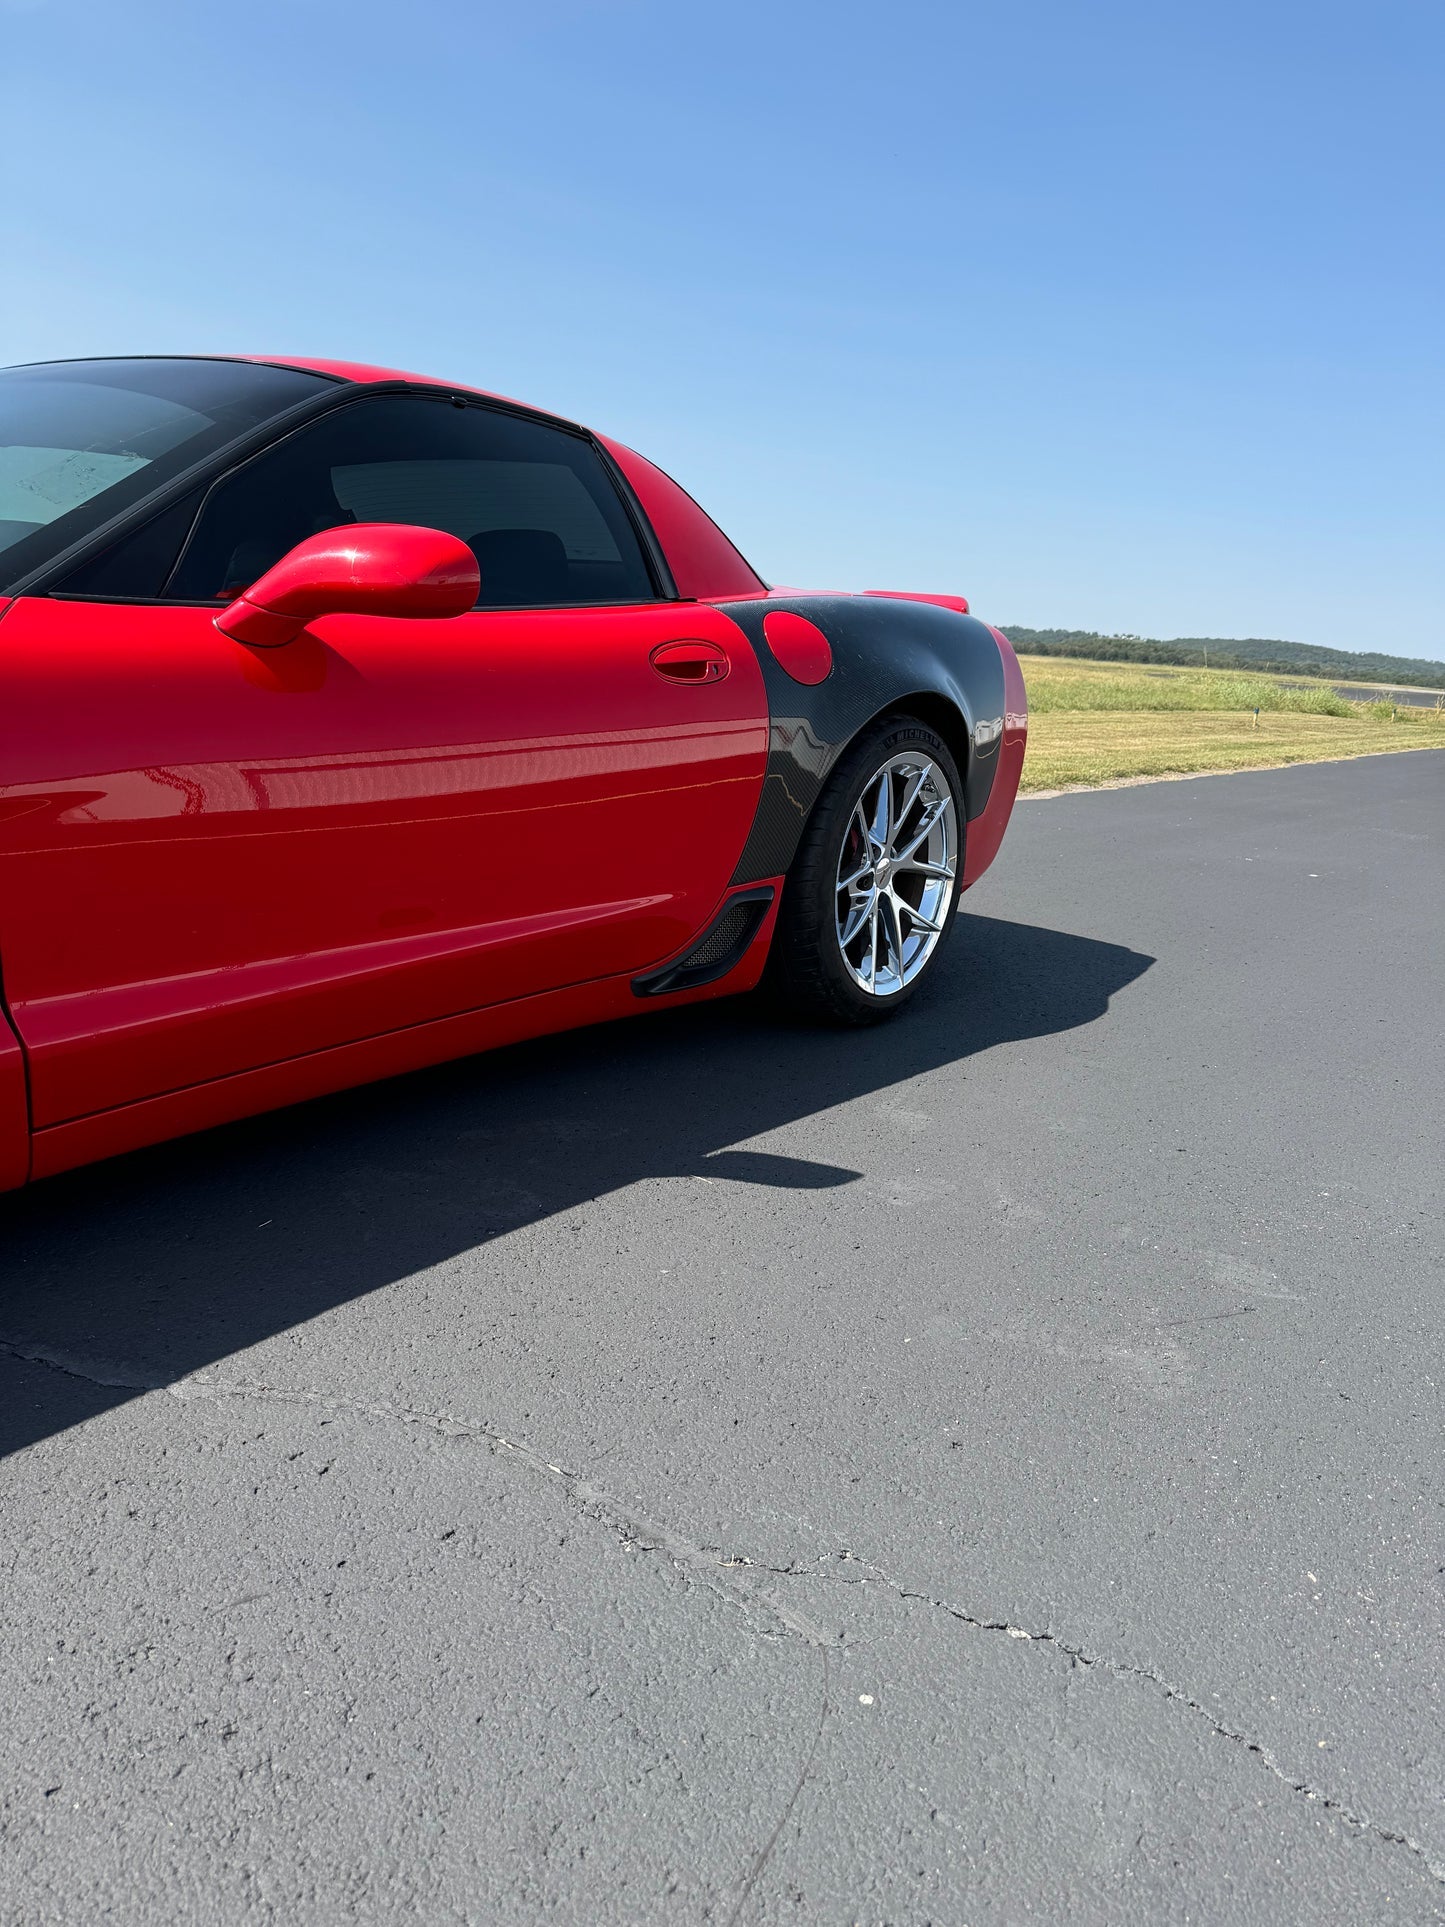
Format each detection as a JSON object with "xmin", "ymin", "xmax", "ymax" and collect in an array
[{"xmin": 0, "ymin": 358, "xmax": 335, "ymax": 592}]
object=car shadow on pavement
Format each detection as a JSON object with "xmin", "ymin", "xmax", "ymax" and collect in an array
[{"xmin": 0, "ymin": 913, "xmax": 1152, "ymax": 1458}]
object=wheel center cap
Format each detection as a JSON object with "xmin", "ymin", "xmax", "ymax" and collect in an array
[{"xmin": 874, "ymin": 858, "xmax": 893, "ymax": 888}]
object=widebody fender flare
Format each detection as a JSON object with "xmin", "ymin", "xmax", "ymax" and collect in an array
[{"xmin": 713, "ymin": 594, "xmax": 1010, "ymax": 886}]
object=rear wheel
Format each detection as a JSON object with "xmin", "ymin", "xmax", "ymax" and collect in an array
[{"xmin": 769, "ymin": 713, "xmax": 963, "ymax": 1024}]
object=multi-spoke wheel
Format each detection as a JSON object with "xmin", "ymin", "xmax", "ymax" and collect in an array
[
  {"xmin": 834, "ymin": 754, "xmax": 957, "ymax": 997},
  {"xmin": 769, "ymin": 713, "xmax": 964, "ymax": 1024}
]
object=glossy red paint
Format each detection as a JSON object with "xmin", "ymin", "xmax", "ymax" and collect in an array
[
  {"xmin": 0, "ymin": 356, "xmax": 1030, "ymax": 1188},
  {"xmin": 761, "ymin": 610, "xmax": 834, "ymax": 686},
  {"xmin": 0, "ymin": 595, "xmax": 767, "ymax": 1131},
  {"xmin": 597, "ymin": 438, "xmax": 766, "ymax": 600},
  {"xmin": 992, "ymin": 625, "xmax": 1029, "ymax": 739},
  {"xmin": 244, "ymin": 356, "xmax": 459, "ymax": 389},
  {"xmin": 863, "ymin": 589, "xmax": 971, "ymax": 615},
  {"xmin": 962, "ymin": 627, "xmax": 1029, "ymax": 890},
  {"xmin": 215, "ymin": 524, "xmax": 480, "ymax": 647},
  {"xmin": 259, "ymin": 368, "xmax": 767, "ymax": 604},
  {"xmin": 29, "ymin": 882, "xmax": 782, "ymax": 1182}
]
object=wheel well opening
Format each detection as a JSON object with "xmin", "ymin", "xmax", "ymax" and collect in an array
[{"xmin": 873, "ymin": 692, "xmax": 969, "ymax": 783}]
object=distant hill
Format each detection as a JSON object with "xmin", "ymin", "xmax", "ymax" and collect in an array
[{"xmin": 1000, "ymin": 627, "xmax": 1445, "ymax": 692}]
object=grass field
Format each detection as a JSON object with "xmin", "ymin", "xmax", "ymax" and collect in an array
[{"xmin": 1016, "ymin": 654, "xmax": 1445, "ymax": 792}]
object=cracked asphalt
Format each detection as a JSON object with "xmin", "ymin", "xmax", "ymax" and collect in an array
[{"xmin": 1, "ymin": 748, "xmax": 1442, "ymax": 1925}]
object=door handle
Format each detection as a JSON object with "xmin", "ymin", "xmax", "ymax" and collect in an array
[{"xmin": 650, "ymin": 640, "xmax": 731, "ymax": 684}]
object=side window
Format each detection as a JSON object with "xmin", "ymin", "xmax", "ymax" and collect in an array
[{"xmin": 159, "ymin": 395, "xmax": 658, "ymax": 609}]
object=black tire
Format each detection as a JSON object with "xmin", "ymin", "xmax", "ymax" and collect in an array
[{"xmin": 768, "ymin": 712, "xmax": 964, "ymax": 1025}]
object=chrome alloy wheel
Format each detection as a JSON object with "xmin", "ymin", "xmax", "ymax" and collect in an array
[{"xmin": 834, "ymin": 754, "xmax": 958, "ymax": 997}]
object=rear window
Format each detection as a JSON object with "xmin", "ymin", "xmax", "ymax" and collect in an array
[{"xmin": 0, "ymin": 358, "xmax": 333, "ymax": 591}]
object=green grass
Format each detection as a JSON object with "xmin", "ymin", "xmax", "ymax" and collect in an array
[
  {"xmin": 1022, "ymin": 657, "xmax": 1356, "ymax": 716},
  {"xmin": 1016, "ymin": 655, "xmax": 1445, "ymax": 792}
]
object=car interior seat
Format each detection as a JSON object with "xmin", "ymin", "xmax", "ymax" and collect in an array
[{"xmin": 468, "ymin": 527, "xmax": 569, "ymax": 607}]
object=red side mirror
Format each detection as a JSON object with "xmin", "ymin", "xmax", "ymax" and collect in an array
[{"xmin": 214, "ymin": 523, "xmax": 481, "ymax": 647}]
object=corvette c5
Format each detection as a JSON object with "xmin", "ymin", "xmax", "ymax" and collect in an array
[{"xmin": 0, "ymin": 354, "xmax": 1027, "ymax": 1188}]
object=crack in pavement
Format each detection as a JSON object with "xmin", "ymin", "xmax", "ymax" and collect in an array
[
  {"xmin": 788, "ymin": 1552, "xmax": 1445, "ymax": 1891},
  {"xmin": 6, "ymin": 1336, "xmax": 1443, "ymax": 1900},
  {"xmin": 2, "ymin": 1337, "xmax": 836, "ymax": 1923},
  {"xmin": 0, "ymin": 1339, "xmax": 832, "ymax": 1647}
]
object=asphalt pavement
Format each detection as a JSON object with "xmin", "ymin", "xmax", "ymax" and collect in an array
[{"xmin": 1, "ymin": 748, "xmax": 1442, "ymax": 1925}]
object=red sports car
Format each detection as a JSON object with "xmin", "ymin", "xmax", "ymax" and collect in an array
[{"xmin": 0, "ymin": 355, "xmax": 1027, "ymax": 1189}]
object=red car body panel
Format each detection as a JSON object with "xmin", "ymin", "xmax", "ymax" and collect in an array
[
  {"xmin": 597, "ymin": 438, "xmax": 767, "ymax": 601},
  {"xmin": 963, "ymin": 628, "xmax": 1029, "ymax": 887},
  {"xmin": 0, "ymin": 595, "xmax": 767, "ymax": 1129},
  {"xmin": 863, "ymin": 589, "xmax": 972, "ymax": 615},
  {"xmin": 760, "ymin": 611, "xmax": 834, "ymax": 686},
  {"xmin": 0, "ymin": 354, "xmax": 1027, "ymax": 1187},
  {"xmin": 29, "ymin": 885, "xmax": 783, "ymax": 1183}
]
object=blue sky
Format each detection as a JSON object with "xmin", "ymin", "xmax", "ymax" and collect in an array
[{"xmin": 4, "ymin": 0, "xmax": 1441, "ymax": 655}]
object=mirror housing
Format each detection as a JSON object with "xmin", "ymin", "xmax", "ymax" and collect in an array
[{"xmin": 214, "ymin": 523, "xmax": 481, "ymax": 647}]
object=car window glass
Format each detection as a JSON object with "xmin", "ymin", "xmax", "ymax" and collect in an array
[
  {"xmin": 163, "ymin": 394, "xmax": 658, "ymax": 608},
  {"xmin": 53, "ymin": 490, "xmax": 205, "ymax": 600},
  {"xmin": 0, "ymin": 358, "xmax": 332, "ymax": 592}
]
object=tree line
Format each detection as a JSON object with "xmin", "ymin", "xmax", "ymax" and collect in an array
[{"xmin": 1000, "ymin": 627, "xmax": 1445, "ymax": 691}]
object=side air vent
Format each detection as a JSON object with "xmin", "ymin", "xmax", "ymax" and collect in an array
[{"xmin": 631, "ymin": 887, "xmax": 775, "ymax": 998}]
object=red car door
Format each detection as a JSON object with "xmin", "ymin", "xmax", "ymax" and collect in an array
[{"xmin": 0, "ymin": 395, "xmax": 768, "ymax": 1130}]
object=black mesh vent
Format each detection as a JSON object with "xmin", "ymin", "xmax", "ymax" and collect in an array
[
  {"xmin": 683, "ymin": 903, "xmax": 751, "ymax": 970},
  {"xmin": 631, "ymin": 887, "xmax": 774, "ymax": 998}
]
